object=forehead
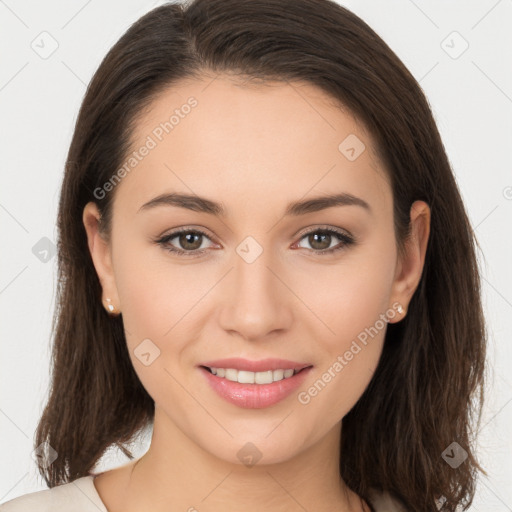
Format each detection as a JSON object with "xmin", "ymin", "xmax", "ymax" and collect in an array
[{"xmin": 113, "ymin": 75, "xmax": 391, "ymax": 218}]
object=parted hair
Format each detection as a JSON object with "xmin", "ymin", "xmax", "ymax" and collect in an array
[{"xmin": 35, "ymin": 1, "xmax": 488, "ymax": 510}]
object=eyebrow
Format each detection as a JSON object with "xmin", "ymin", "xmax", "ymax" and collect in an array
[{"xmin": 137, "ymin": 192, "xmax": 371, "ymax": 216}]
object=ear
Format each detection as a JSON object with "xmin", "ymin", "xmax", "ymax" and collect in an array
[
  {"xmin": 82, "ymin": 201, "xmax": 120, "ymax": 314},
  {"xmin": 388, "ymin": 200, "xmax": 430, "ymax": 323}
]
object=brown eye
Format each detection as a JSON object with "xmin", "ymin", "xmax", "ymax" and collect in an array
[
  {"xmin": 307, "ymin": 231, "xmax": 332, "ymax": 251},
  {"xmin": 295, "ymin": 228, "xmax": 355, "ymax": 255},
  {"xmin": 156, "ymin": 228, "xmax": 214, "ymax": 256},
  {"xmin": 177, "ymin": 232, "xmax": 204, "ymax": 251},
  {"xmin": 156, "ymin": 226, "xmax": 355, "ymax": 258}
]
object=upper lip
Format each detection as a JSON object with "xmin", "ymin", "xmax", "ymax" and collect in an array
[{"xmin": 199, "ymin": 358, "xmax": 312, "ymax": 372}]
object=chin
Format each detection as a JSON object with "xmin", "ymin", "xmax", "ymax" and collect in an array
[{"xmin": 194, "ymin": 426, "xmax": 312, "ymax": 468}]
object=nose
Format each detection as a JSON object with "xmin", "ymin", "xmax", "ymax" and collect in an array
[{"xmin": 217, "ymin": 246, "xmax": 294, "ymax": 342}]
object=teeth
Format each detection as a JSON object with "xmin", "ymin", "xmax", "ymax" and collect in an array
[
  {"xmin": 255, "ymin": 370, "xmax": 273, "ymax": 384},
  {"xmin": 238, "ymin": 370, "xmax": 255, "ymax": 384},
  {"xmin": 208, "ymin": 367, "xmax": 299, "ymax": 384},
  {"xmin": 273, "ymin": 369, "xmax": 284, "ymax": 382},
  {"xmin": 225, "ymin": 368, "xmax": 238, "ymax": 381}
]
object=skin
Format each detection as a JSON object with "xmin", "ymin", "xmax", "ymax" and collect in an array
[{"xmin": 83, "ymin": 74, "xmax": 430, "ymax": 512}]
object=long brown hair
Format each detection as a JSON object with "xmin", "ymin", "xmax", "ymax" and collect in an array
[{"xmin": 35, "ymin": 0, "xmax": 488, "ymax": 510}]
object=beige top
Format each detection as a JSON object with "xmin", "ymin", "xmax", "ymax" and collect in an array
[{"xmin": 0, "ymin": 475, "xmax": 407, "ymax": 511}]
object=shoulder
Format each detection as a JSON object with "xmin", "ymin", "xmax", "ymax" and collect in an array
[
  {"xmin": 0, "ymin": 475, "xmax": 107, "ymax": 512},
  {"xmin": 367, "ymin": 487, "xmax": 409, "ymax": 512}
]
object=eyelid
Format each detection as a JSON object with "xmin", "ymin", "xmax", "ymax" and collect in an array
[
  {"xmin": 291, "ymin": 225, "xmax": 355, "ymax": 253},
  {"xmin": 157, "ymin": 225, "xmax": 218, "ymax": 246},
  {"xmin": 155, "ymin": 224, "xmax": 355, "ymax": 257},
  {"xmin": 293, "ymin": 224, "xmax": 353, "ymax": 240},
  {"xmin": 156, "ymin": 224, "xmax": 214, "ymax": 239}
]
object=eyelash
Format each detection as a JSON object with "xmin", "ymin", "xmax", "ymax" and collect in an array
[{"xmin": 154, "ymin": 226, "xmax": 355, "ymax": 257}]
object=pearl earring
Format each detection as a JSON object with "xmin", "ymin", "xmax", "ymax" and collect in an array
[{"xmin": 105, "ymin": 298, "xmax": 120, "ymax": 316}]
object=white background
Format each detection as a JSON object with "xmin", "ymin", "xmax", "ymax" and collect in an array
[{"xmin": 1, "ymin": 1, "xmax": 511, "ymax": 510}]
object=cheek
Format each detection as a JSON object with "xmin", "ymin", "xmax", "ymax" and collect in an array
[
  {"xmin": 112, "ymin": 234, "xmax": 207, "ymax": 339},
  {"xmin": 111, "ymin": 238, "xmax": 220, "ymax": 402},
  {"xmin": 302, "ymin": 238, "xmax": 397, "ymax": 353},
  {"xmin": 297, "ymin": 296, "xmax": 388, "ymax": 437},
  {"xmin": 294, "ymin": 239, "xmax": 396, "ymax": 423},
  {"xmin": 111, "ymin": 245, "xmax": 203, "ymax": 410}
]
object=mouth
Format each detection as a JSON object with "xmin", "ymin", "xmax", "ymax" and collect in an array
[
  {"xmin": 198, "ymin": 358, "xmax": 313, "ymax": 409},
  {"xmin": 200, "ymin": 365, "xmax": 308, "ymax": 384}
]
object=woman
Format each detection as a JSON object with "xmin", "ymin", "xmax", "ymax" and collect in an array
[{"xmin": 0, "ymin": 0, "xmax": 487, "ymax": 511}]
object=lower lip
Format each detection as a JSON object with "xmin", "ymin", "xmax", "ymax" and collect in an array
[{"xmin": 199, "ymin": 366, "xmax": 313, "ymax": 409}]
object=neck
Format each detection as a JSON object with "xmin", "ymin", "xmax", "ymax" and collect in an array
[{"xmin": 100, "ymin": 406, "xmax": 364, "ymax": 512}]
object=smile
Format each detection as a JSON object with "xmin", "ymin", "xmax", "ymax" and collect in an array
[
  {"xmin": 204, "ymin": 367, "xmax": 299, "ymax": 384},
  {"xmin": 198, "ymin": 359, "xmax": 313, "ymax": 409}
]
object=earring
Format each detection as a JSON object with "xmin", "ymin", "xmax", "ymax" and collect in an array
[
  {"xmin": 397, "ymin": 304, "xmax": 404, "ymax": 314},
  {"xmin": 105, "ymin": 297, "xmax": 120, "ymax": 316}
]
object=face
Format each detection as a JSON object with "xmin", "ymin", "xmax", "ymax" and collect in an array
[{"xmin": 84, "ymin": 75, "xmax": 428, "ymax": 466}]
